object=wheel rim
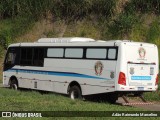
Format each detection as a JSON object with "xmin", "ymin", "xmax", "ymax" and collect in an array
[
  {"xmin": 71, "ymin": 90, "xmax": 79, "ymax": 100},
  {"xmin": 11, "ymin": 84, "xmax": 18, "ymax": 90}
]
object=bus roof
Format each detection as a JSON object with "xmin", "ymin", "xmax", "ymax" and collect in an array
[{"xmin": 8, "ymin": 37, "xmax": 156, "ymax": 47}]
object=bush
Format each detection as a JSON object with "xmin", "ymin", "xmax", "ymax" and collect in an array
[
  {"xmin": 91, "ymin": 0, "xmax": 116, "ymax": 20},
  {"xmin": 108, "ymin": 13, "xmax": 138, "ymax": 39},
  {"xmin": 0, "ymin": 0, "xmax": 54, "ymax": 19},
  {"xmin": 124, "ymin": 0, "xmax": 160, "ymax": 14},
  {"xmin": 52, "ymin": 0, "xmax": 90, "ymax": 23},
  {"xmin": 146, "ymin": 19, "xmax": 160, "ymax": 44},
  {"xmin": 0, "ymin": 15, "xmax": 35, "ymax": 49},
  {"xmin": 52, "ymin": 0, "xmax": 116, "ymax": 23}
]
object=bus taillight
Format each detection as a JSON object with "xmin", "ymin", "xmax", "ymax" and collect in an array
[
  {"xmin": 155, "ymin": 74, "xmax": 159, "ymax": 85},
  {"xmin": 118, "ymin": 72, "xmax": 126, "ymax": 86}
]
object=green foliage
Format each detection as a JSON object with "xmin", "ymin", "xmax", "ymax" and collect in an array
[
  {"xmin": 0, "ymin": 30, "xmax": 12, "ymax": 49},
  {"xmin": 52, "ymin": 0, "xmax": 89, "ymax": 23},
  {"xmin": 144, "ymin": 92, "xmax": 160, "ymax": 101},
  {"xmin": 0, "ymin": 46, "xmax": 4, "ymax": 58},
  {"xmin": 144, "ymin": 81, "xmax": 160, "ymax": 101},
  {"xmin": 108, "ymin": 13, "xmax": 138, "ymax": 39},
  {"xmin": 145, "ymin": 19, "xmax": 160, "ymax": 63},
  {"xmin": 0, "ymin": 16, "xmax": 35, "ymax": 49},
  {"xmin": 91, "ymin": 0, "xmax": 116, "ymax": 20},
  {"xmin": 62, "ymin": 20, "xmax": 101, "ymax": 39},
  {"xmin": 125, "ymin": 0, "xmax": 160, "ymax": 14},
  {"xmin": 52, "ymin": 0, "xmax": 116, "ymax": 23},
  {"xmin": 0, "ymin": 0, "xmax": 54, "ymax": 19},
  {"xmin": 146, "ymin": 19, "xmax": 160, "ymax": 44},
  {"xmin": 129, "ymin": 23, "xmax": 148, "ymax": 42},
  {"xmin": 0, "ymin": 0, "xmax": 117, "ymax": 50},
  {"xmin": 0, "ymin": 0, "xmax": 117, "ymax": 22}
]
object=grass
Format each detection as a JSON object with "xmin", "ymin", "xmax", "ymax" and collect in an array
[
  {"xmin": 144, "ymin": 77, "xmax": 160, "ymax": 101},
  {"xmin": 0, "ymin": 87, "xmax": 157, "ymax": 120},
  {"xmin": 0, "ymin": 55, "xmax": 4, "ymax": 82},
  {"xmin": 144, "ymin": 91, "xmax": 160, "ymax": 101},
  {"xmin": 0, "ymin": 78, "xmax": 159, "ymax": 119},
  {"xmin": 0, "ymin": 88, "xmax": 143, "ymax": 111}
]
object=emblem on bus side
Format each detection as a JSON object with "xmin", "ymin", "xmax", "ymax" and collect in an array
[
  {"xmin": 95, "ymin": 61, "xmax": 104, "ymax": 76},
  {"xmin": 138, "ymin": 47, "xmax": 146, "ymax": 59},
  {"xmin": 110, "ymin": 72, "xmax": 115, "ymax": 79}
]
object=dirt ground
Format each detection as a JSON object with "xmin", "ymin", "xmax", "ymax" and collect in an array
[{"xmin": 117, "ymin": 97, "xmax": 160, "ymax": 111}]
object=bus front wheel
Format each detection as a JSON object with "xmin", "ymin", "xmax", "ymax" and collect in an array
[
  {"xmin": 10, "ymin": 79, "xmax": 18, "ymax": 90},
  {"xmin": 69, "ymin": 86, "xmax": 82, "ymax": 100}
]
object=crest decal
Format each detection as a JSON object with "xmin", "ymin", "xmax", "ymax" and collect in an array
[
  {"xmin": 130, "ymin": 67, "xmax": 134, "ymax": 75},
  {"xmin": 95, "ymin": 61, "xmax": 103, "ymax": 76},
  {"xmin": 110, "ymin": 72, "xmax": 115, "ymax": 79},
  {"xmin": 138, "ymin": 47, "xmax": 146, "ymax": 59}
]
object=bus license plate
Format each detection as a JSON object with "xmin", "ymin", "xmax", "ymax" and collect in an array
[{"xmin": 138, "ymin": 87, "xmax": 144, "ymax": 91}]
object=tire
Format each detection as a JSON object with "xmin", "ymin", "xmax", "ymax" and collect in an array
[
  {"xmin": 134, "ymin": 92, "xmax": 143, "ymax": 97},
  {"xmin": 69, "ymin": 86, "xmax": 82, "ymax": 100},
  {"xmin": 106, "ymin": 93, "xmax": 118, "ymax": 104},
  {"xmin": 10, "ymin": 79, "xmax": 18, "ymax": 90}
]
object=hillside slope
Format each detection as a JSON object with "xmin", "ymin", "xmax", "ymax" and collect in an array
[{"xmin": 0, "ymin": 0, "xmax": 160, "ymax": 68}]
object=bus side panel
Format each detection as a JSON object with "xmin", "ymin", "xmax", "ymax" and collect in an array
[
  {"xmin": 44, "ymin": 58, "xmax": 116, "ymax": 95},
  {"xmin": 114, "ymin": 44, "xmax": 126, "ymax": 91},
  {"xmin": 3, "ymin": 71, "xmax": 11, "ymax": 87}
]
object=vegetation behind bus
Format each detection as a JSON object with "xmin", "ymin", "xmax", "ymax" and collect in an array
[
  {"xmin": 0, "ymin": 0, "xmax": 159, "ymax": 64},
  {"xmin": 0, "ymin": 0, "xmax": 160, "ymax": 48}
]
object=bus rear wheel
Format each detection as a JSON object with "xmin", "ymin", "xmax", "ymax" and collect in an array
[
  {"xmin": 69, "ymin": 86, "xmax": 82, "ymax": 100},
  {"xmin": 106, "ymin": 93, "xmax": 118, "ymax": 104},
  {"xmin": 10, "ymin": 79, "xmax": 18, "ymax": 90}
]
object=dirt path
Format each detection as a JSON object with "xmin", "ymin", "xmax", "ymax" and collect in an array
[
  {"xmin": 117, "ymin": 97, "xmax": 160, "ymax": 111},
  {"xmin": 132, "ymin": 103, "xmax": 160, "ymax": 111}
]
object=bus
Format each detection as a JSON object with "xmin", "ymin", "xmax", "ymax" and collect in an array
[{"xmin": 3, "ymin": 37, "xmax": 159, "ymax": 103}]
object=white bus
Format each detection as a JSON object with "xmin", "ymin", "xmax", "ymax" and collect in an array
[{"xmin": 3, "ymin": 37, "xmax": 159, "ymax": 103}]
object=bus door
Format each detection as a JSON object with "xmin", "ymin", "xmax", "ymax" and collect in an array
[
  {"xmin": 3, "ymin": 47, "xmax": 20, "ymax": 84},
  {"xmin": 3, "ymin": 47, "xmax": 20, "ymax": 71}
]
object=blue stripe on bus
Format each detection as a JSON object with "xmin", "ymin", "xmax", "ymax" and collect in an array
[
  {"xmin": 131, "ymin": 76, "xmax": 151, "ymax": 80},
  {"xmin": 6, "ymin": 68, "xmax": 110, "ymax": 80}
]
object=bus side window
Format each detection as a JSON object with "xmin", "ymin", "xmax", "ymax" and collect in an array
[
  {"xmin": 33, "ymin": 48, "xmax": 44, "ymax": 66},
  {"xmin": 86, "ymin": 48, "xmax": 107, "ymax": 59},
  {"xmin": 47, "ymin": 48, "xmax": 64, "ymax": 58},
  {"xmin": 20, "ymin": 48, "xmax": 33, "ymax": 66},
  {"xmin": 65, "ymin": 48, "xmax": 83, "ymax": 58},
  {"xmin": 108, "ymin": 48, "xmax": 117, "ymax": 60}
]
